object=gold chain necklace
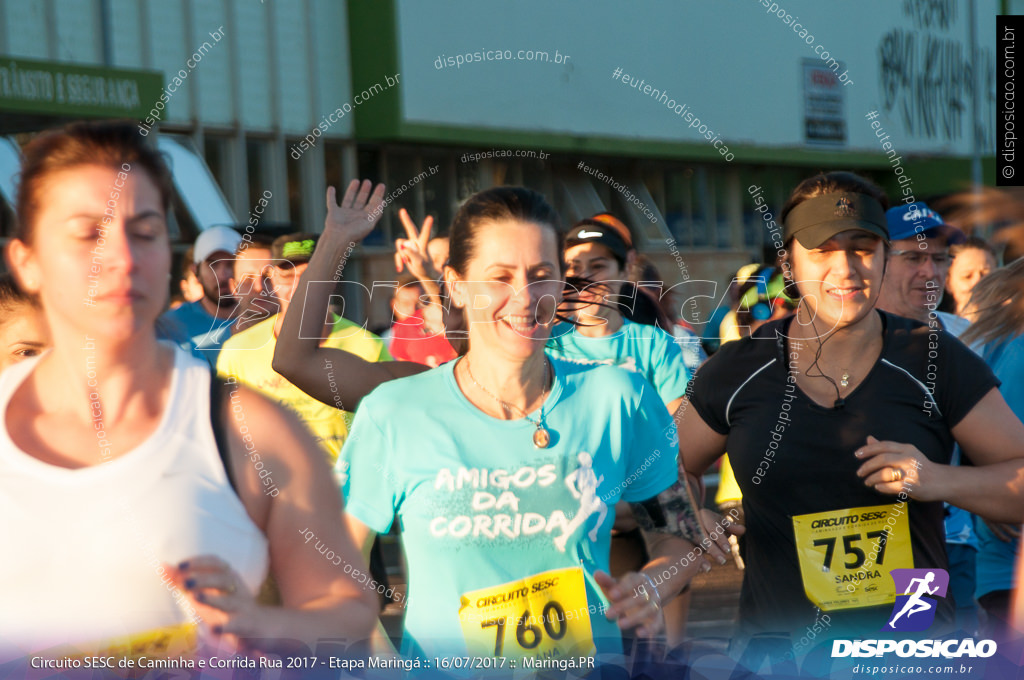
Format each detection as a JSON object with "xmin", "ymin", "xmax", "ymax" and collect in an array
[{"xmin": 462, "ymin": 357, "xmax": 552, "ymax": 448}]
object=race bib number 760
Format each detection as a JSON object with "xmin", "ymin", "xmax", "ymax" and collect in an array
[{"xmin": 458, "ymin": 566, "xmax": 595, "ymax": 661}]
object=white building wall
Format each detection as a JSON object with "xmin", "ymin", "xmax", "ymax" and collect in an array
[
  {"xmin": 4, "ymin": 2, "xmax": 50, "ymax": 59},
  {"xmin": 189, "ymin": 0, "xmax": 232, "ymax": 127},
  {"xmin": 311, "ymin": 0, "xmax": 354, "ymax": 137},
  {"xmin": 108, "ymin": 0, "xmax": 144, "ymax": 70},
  {"xmin": 233, "ymin": 0, "xmax": 273, "ymax": 132},
  {"xmin": 53, "ymin": 0, "xmax": 101, "ymax": 63},
  {"xmin": 397, "ymin": 0, "xmax": 998, "ymax": 157},
  {"xmin": 272, "ymin": 0, "xmax": 313, "ymax": 134},
  {"xmin": 144, "ymin": 0, "xmax": 193, "ymax": 124},
  {"xmin": 0, "ymin": 0, "xmax": 352, "ymax": 137}
]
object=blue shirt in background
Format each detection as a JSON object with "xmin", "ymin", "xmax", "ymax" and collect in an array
[
  {"xmin": 159, "ymin": 300, "xmax": 234, "ymax": 364},
  {"xmin": 974, "ymin": 334, "xmax": 1024, "ymax": 599},
  {"xmin": 939, "ymin": 313, "xmax": 979, "ymax": 549}
]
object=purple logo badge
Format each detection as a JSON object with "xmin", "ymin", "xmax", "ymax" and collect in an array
[{"xmin": 882, "ymin": 569, "xmax": 949, "ymax": 632}]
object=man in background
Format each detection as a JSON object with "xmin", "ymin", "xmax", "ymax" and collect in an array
[
  {"xmin": 161, "ymin": 226, "xmax": 241, "ymax": 362},
  {"xmin": 876, "ymin": 201, "xmax": 978, "ymax": 634},
  {"xmin": 230, "ymin": 233, "xmax": 280, "ymax": 334},
  {"xmin": 216, "ymin": 232, "xmax": 391, "ymax": 462}
]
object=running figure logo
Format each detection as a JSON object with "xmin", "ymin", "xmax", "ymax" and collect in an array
[
  {"xmin": 554, "ymin": 452, "xmax": 607, "ymax": 552},
  {"xmin": 882, "ymin": 568, "xmax": 949, "ymax": 632}
]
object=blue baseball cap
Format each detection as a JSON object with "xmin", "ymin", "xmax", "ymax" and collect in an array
[{"xmin": 886, "ymin": 202, "xmax": 965, "ymax": 245}]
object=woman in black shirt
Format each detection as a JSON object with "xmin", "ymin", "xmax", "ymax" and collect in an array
[{"xmin": 681, "ymin": 172, "xmax": 1024, "ymax": 640}]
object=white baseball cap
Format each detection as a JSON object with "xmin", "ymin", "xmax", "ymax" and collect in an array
[{"xmin": 193, "ymin": 226, "xmax": 242, "ymax": 264}]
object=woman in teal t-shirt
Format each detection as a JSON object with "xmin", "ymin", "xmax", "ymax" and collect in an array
[
  {"xmin": 274, "ymin": 181, "xmax": 732, "ymax": 663},
  {"xmin": 551, "ymin": 217, "xmax": 691, "ymax": 411},
  {"xmin": 550, "ymin": 216, "xmax": 701, "ymax": 648}
]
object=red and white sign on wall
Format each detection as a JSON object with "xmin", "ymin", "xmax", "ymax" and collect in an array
[{"xmin": 803, "ymin": 59, "xmax": 847, "ymax": 146}]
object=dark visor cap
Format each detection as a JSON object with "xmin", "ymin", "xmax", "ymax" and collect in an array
[{"xmin": 783, "ymin": 192, "xmax": 889, "ymax": 249}]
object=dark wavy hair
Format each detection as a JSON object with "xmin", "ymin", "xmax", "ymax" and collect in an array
[{"xmin": 0, "ymin": 273, "xmax": 39, "ymax": 321}]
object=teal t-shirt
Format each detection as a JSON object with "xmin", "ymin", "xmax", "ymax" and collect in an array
[
  {"xmin": 546, "ymin": 319, "xmax": 691, "ymax": 405},
  {"xmin": 337, "ymin": 357, "xmax": 679, "ymax": 660}
]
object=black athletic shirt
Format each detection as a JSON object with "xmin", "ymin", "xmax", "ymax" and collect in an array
[{"xmin": 688, "ymin": 311, "xmax": 999, "ymax": 638}]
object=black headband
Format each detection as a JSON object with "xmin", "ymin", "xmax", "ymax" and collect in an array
[{"xmin": 565, "ymin": 220, "xmax": 631, "ymax": 263}]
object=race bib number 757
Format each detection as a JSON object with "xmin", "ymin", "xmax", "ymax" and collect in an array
[{"xmin": 792, "ymin": 504, "xmax": 913, "ymax": 611}]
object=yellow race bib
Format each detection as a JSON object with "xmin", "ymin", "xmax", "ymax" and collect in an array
[
  {"xmin": 57, "ymin": 623, "xmax": 199, "ymax": 662},
  {"xmin": 458, "ymin": 567, "xmax": 595, "ymax": 661},
  {"xmin": 101, "ymin": 623, "xmax": 198, "ymax": 660},
  {"xmin": 792, "ymin": 504, "xmax": 913, "ymax": 611}
]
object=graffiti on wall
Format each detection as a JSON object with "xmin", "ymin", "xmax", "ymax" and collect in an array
[{"xmin": 878, "ymin": 0, "xmax": 995, "ymax": 149}]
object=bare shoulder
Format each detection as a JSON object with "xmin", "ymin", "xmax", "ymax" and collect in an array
[{"xmin": 214, "ymin": 381, "xmax": 333, "ymax": 531}]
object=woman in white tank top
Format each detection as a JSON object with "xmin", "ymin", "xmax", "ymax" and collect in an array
[{"xmin": 0, "ymin": 121, "xmax": 377, "ymax": 662}]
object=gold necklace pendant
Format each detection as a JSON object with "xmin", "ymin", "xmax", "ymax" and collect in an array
[
  {"xmin": 840, "ymin": 369, "xmax": 850, "ymax": 388},
  {"xmin": 464, "ymin": 356, "xmax": 553, "ymax": 449}
]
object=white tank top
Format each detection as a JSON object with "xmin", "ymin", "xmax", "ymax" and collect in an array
[{"xmin": 0, "ymin": 344, "xmax": 269, "ymax": 655}]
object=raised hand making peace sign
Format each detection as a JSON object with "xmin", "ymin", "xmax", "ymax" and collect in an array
[{"xmin": 394, "ymin": 207, "xmax": 438, "ymax": 280}]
